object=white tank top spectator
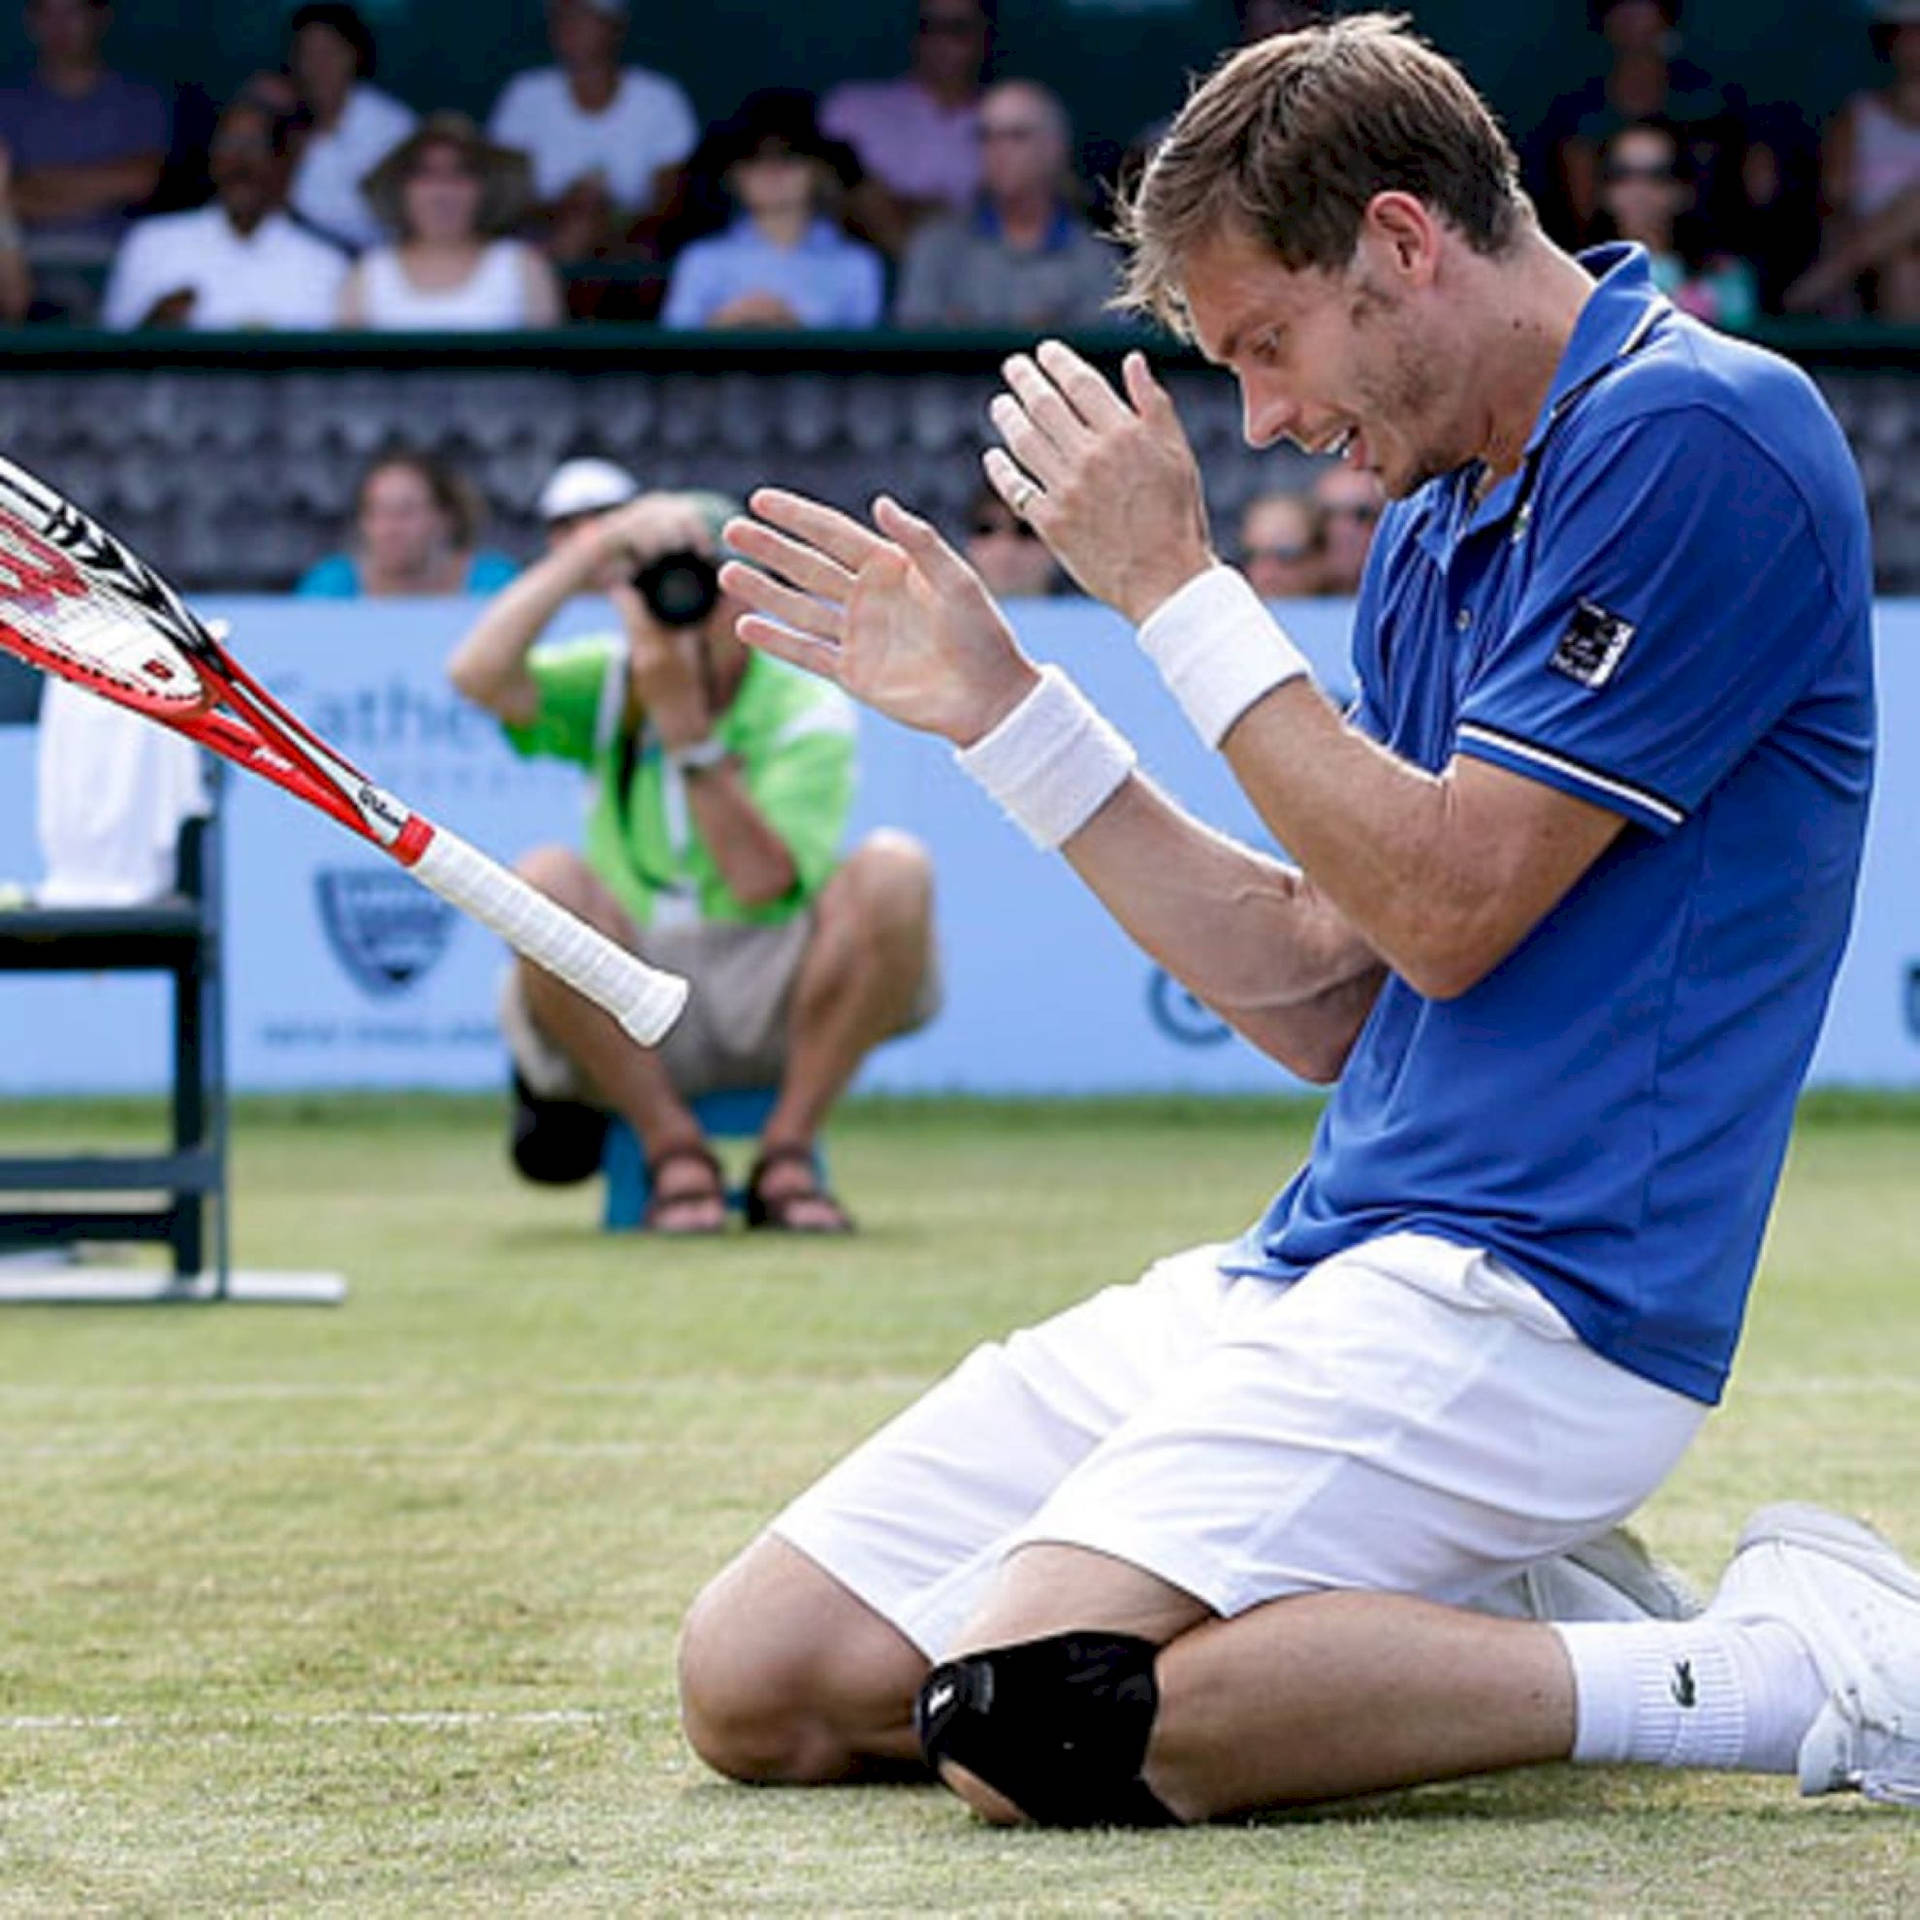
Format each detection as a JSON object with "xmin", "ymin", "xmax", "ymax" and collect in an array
[
  {"xmin": 820, "ymin": 0, "xmax": 992, "ymax": 258},
  {"xmin": 283, "ymin": 2, "xmax": 416, "ymax": 253},
  {"xmin": 487, "ymin": 0, "xmax": 697, "ymax": 264},
  {"xmin": 893, "ymin": 80, "xmax": 1118, "ymax": 329},
  {"xmin": 662, "ymin": 96, "xmax": 883, "ymax": 330},
  {"xmin": 101, "ymin": 89, "xmax": 346, "ymax": 330},
  {"xmin": 341, "ymin": 112, "xmax": 561, "ymax": 331},
  {"xmin": 1788, "ymin": 2, "xmax": 1920, "ymax": 320}
]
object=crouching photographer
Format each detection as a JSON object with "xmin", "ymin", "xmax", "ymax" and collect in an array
[{"xmin": 447, "ymin": 485, "xmax": 939, "ymax": 1234}]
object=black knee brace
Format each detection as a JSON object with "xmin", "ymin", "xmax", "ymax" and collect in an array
[{"xmin": 913, "ymin": 1631, "xmax": 1176, "ymax": 1827}]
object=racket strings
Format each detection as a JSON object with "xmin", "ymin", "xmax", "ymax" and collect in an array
[{"xmin": 0, "ymin": 521, "xmax": 207, "ymax": 707}]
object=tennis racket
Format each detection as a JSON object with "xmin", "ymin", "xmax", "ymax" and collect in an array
[{"xmin": 0, "ymin": 453, "xmax": 688, "ymax": 1046}]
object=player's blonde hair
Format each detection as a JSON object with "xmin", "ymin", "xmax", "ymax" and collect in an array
[{"xmin": 1116, "ymin": 13, "xmax": 1529, "ymax": 335}]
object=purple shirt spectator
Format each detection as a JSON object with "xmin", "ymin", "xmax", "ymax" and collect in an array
[
  {"xmin": 0, "ymin": 0, "xmax": 167, "ymax": 293},
  {"xmin": 0, "ymin": 66, "xmax": 166, "ymax": 258},
  {"xmin": 820, "ymin": 0, "xmax": 991, "ymax": 259},
  {"xmin": 819, "ymin": 77, "xmax": 980, "ymax": 216}
]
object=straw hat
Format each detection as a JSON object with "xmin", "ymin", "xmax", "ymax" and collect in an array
[{"xmin": 361, "ymin": 112, "xmax": 532, "ymax": 239}]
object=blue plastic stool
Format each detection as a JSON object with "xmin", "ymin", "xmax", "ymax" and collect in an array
[{"xmin": 602, "ymin": 1087, "xmax": 823, "ymax": 1229}]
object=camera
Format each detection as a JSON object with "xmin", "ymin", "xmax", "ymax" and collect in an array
[{"xmin": 632, "ymin": 549, "xmax": 721, "ymax": 628}]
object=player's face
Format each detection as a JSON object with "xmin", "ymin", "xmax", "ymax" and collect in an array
[{"xmin": 1183, "ymin": 219, "xmax": 1465, "ymax": 502}]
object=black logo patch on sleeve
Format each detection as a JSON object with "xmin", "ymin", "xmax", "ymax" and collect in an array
[{"xmin": 1550, "ymin": 600, "xmax": 1637, "ymax": 689}]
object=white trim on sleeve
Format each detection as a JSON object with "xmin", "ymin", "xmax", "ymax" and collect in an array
[{"xmin": 1456, "ymin": 722, "xmax": 1686, "ymax": 827}]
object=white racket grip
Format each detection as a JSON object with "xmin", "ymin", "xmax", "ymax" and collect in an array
[{"xmin": 409, "ymin": 826, "xmax": 689, "ymax": 1046}]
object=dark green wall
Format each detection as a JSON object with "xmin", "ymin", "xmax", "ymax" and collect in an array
[{"xmin": 0, "ymin": 2, "xmax": 1885, "ymax": 158}]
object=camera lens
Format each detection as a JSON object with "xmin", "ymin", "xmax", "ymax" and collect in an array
[{"xmin": 632, "ymin": 550, "xmax": 721, "ymax": 628}]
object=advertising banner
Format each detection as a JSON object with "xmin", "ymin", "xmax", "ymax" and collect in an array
[{"xmin": 0, "ymin": 596, "xmax": 1915, "ymax": 1095}]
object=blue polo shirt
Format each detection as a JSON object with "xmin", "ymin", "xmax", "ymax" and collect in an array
[{"xmin": 1224, "ymin": 245, "xmax": 1874, "ymax": 1404}]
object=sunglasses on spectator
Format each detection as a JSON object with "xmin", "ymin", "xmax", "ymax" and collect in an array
[
  {"xmin": 979, "ymin": 122, "xmax": 1045, "ymax": 144},
  {"xmin": 1322, "ymin": 501, "xmax": 1380, "ymax": 525},
  {"xmin": 1603, "ymin": 161, "xmax": 1677, "ymax": 184},
  {"xmin": 972, "ymin": 516, "xmax": 1042, "ymax": 541},
  {"xmin": 918, "ymin": 11, "xmax": 980, "ymax": 36},
  {"xmin": 1244, "ymin": 542, "xmax": 1319, "ymax": 564}
]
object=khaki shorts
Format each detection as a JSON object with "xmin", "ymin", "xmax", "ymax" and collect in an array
[{"xmin": 500, "ymin": 910, "xmax": 939, "ymax": 1103}]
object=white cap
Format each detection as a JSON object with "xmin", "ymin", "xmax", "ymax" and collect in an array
[{"xmin": 536, "ymin": 457, "xmax": 640, "ymax": 523}]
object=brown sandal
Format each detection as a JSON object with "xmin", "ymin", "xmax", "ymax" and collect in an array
[
  {"xmin": 744, "ymin": 1144, "xmax": 854, "ymax": 1234},
  {"xmin": 644, "ymin": 1143, "xmax": 728, "ymax": 1235}
]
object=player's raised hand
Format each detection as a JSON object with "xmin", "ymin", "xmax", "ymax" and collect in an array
[
  {"xmin": 985, "ymin": 340, "xmax": 1216, "ymax": 625},
  {"xmin": 722, "ymin": 488, "xmax": 1040, "ymax": 747}
]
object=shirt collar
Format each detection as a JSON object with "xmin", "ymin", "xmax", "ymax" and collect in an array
[
  {"xmin": 1421, "ymin": 242, "xmax": 1669, "ymax": 553},
  {"xmin": 1521, "ymin": 242, "xmax": 1669, "ymax": 460}
]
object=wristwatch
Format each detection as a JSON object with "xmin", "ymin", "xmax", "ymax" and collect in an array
[{"xmin": 665, "ymin": 734, "xmax": 732, "ymax": 776}]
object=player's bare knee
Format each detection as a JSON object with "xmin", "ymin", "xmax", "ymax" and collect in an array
[{"xmin": 677, "ymin": 1588, "xmax": 823, "ymax": 1783}]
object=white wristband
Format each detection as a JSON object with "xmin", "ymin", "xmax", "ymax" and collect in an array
[
  {"xmin": 954, "ymin": 665, "xmax": 1137, "ymax": 850},
  {"xmin": 1136, "ymin": 564, "xmax": 1312, "ymax": 748}
]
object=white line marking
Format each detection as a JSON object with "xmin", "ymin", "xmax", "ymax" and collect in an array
[
  {"xmin": 1, "ymin": 1708, "xmax": 627, "ymax": 1734},
  {"xmin": 0, "ymin": 1374, "xmax": 930, "ymax": 1404},
  {"xmin": 1, "ymin": 1442, "xmax": 715, "ymax": 1460}
]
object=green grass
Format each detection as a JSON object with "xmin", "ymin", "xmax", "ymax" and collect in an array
[{"xmin": 0, "ymin": 1096, "xmax": 1916, "ymax": 1914}]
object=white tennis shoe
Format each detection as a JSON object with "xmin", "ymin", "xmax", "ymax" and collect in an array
[
  {"xmin": 1708, "ymin": 1501, "xmax": 1920, "ymax": 1807},
  {"xmin": 1478, "ymin": 1525, "xmax": 1702, "ymax": 1624}
]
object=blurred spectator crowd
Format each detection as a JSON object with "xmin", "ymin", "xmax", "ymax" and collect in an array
[
  {"xmin": 0, "ymin": 0, "xmax": 1133, "ymax": 334},
  {"xmin": 0, "ymin": 0, "xmax": 1913, "ymax": 339}
]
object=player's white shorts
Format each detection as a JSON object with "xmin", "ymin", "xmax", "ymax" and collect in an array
[{"xmin": 772, "ymin": 1232, "xmax": 1706, "ymax": 1659}]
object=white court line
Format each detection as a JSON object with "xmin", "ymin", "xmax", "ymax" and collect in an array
[
  {"xmin": 3, "ymin": 1441, "xmax": 725, "ymax": 1460},
  {"xmin": 1, "ymin": 1708, "xmax": 627, "ymax": 1734},
  {"xmin": 0, "ymin": 1374, "xmax": 930, "ymax": 1404},
  {"xmin": 1740, "ymin": 1377, "xmax": 1920, "ymax": 1397}
]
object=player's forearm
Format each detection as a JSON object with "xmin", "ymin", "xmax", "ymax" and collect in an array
[
  {"xmin": 1220, "ymin": 683, "xmax": 1537, "ymax": 1000},
  {"xmin": 682, "ymin": 768, "xmax": 799, "ymax": 906},
  {"xmin": 1062, "ymin": 771, "xmax": 1381, "ymax": 1077},
  {"xmin": 446, "ymin": 547, "xmax": 599, "ymax": 719}
]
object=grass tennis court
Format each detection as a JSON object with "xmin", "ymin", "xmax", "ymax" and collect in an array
[{"xmin": 0, "ymin": 1094, "xmax": 1915, "ymax": 1914}]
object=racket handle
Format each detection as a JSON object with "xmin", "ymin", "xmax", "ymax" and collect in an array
[{"xmin": 408, "ymin": 825, "xmax": 689, "ymax": 1046}]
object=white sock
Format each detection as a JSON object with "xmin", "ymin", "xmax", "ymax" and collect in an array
[{"xmin": 1553, "ymin": 1618, "xmax": 1826, "ymax": 1773}]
